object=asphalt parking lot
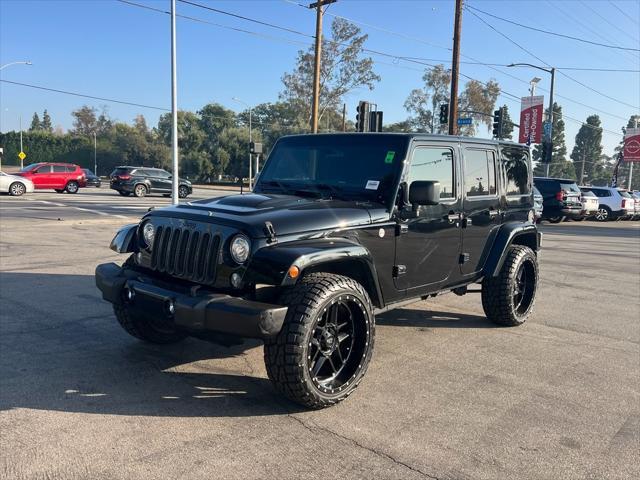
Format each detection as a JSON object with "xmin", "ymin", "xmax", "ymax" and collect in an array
[{"xmin": 1, "ymin": 188, "xmax": 639, "ymax": 480}]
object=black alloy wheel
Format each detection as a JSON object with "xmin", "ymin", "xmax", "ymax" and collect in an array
[
  {"xmin": 264, "ymin": 273, "xmax": 375, "ymax": 409},
  {"xmin": 9, "ymin": 182, "xmax": 26, "ymax": 196},
  {"xmin": 178, "ymin": 185, "xmax": 189, "ymax": 199}
]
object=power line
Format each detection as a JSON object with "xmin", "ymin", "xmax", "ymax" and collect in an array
[
  {"xmin": 0, "ymin": 79, "xmax": 169, "ymax": 111},
  {"xmin": 465, "ymin": 4, "xmax": 640, "ymax": 52},
  {"xmin": 608, "ymin": 0, "xmax": 639, "ymax": 26},
  {"xmin": 578, "ymin": 0, "xmax": 639, "ymax": 44},
  {"xmin": 465, "ymin": 7, "xmax": 639, "ymax": 110}
]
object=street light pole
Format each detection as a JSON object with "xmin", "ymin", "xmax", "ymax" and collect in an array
[
  {"xmin": 232, "ymin": 97, "xmax": 253, "ymax": 189},
  {"xmin": 19, "ymin": 115, "xmax": 23, "ymax": 169},
  {"xmin": 0, "ymin": 61, "xmax": 32, "ymax": 71},
  {"xmin": 507, "ymin": 63, "xmax": 555, "ymax": 176},
  {"xmin": 93, "ymin": 131, "xmax": 97, "ymax": 176},
  {"xmin": 170, "ymin": 0, "xmax": 179, "ymax": 205}
]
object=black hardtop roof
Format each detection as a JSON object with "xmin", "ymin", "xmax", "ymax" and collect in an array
[
  {"xmin": 279, "ymin": 132, "xmax": 526, "ymax": 149},
  {"xmin": 534, "ymin": 176, "xmax": 579, "ymax": 183}
]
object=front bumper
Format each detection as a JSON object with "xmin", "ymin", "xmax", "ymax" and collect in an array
[{"xmin": 95, "ymin": 262, "xmax": 288, "ymax": 339}]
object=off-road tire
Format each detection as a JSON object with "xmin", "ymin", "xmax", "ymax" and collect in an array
[
  {"xmin": 134, "ymin": 184, "xmax": 148, "ymax": 198},
  {"xmin": 9, "ymin": 182, "xmax": 26, "ymax": 196},
  {"xmin": 264, "ymin": 273, "xmax": 375, "ymax": 409},
  {"xmin": 482, "ymin": 245, "xmax": 538, "ymax": 327},
  {"xmin": 113, "ymin": 304, "xmax": 187, "ymax": 344},
  {"xmin": 65, "ymin": 181, "xmax": 79, "ymax": 194}
]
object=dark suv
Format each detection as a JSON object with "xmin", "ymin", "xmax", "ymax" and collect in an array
[
  {"xmin": 533, "ymin": 177, "xmax": 582, "ymax": 223},
  {"xmin": 110, "ymin": 166, "xmax": 192, "ymax": 198},
  {"xmin": 96, "ymin": 134, "xmax": 541, "ymax": 408}
]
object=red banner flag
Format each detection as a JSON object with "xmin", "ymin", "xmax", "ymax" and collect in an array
[
  {"xmin": 518, "ymin": 95, "xmax": 544, "ymax": 144},
  {"xmin": 623, "ymin": 127, "xmax": 640, "ymax": 162}
]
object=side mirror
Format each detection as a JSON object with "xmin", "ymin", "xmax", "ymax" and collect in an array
[{"xmin": 409, "ymin": 181, "xmax": 441, "ymax": 206}]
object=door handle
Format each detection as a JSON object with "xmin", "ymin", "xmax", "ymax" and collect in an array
[
  {"xmin": 488, "ymin": 209, "xmax": 499, "ymax": 218},
  {"xmin": 446, "ymin": 212, "xmax": 461, "ymax": 223}
]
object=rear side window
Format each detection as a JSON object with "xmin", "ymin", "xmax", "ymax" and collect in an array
[
  {"xmin": 618, "ymin": 190, "xmax": 632, "ymax": 198},
  {"xmin": 65, "ymin": 166, "xmax": 76, "ymax": 173},
  {"xmin": 53, "ymin": 165, "xmax": 67, "ymax": 173},
  {"xmin": 464, "ymin": 149, "xmax": 496, "ymax": 197},
  {"xmin": 591, "ymin": 189, "xmax": 610, "ymax": 198},
  {"xmin": 502, "ymin": 147, "xmax": 531, "ymax": 196},
  {"xmin": 408, "ymin": 147, "xmax": 455, "ymax": 199},
  {"xmin": 35, "ymin": 165, "xmax": 52, "ymax": 173}
]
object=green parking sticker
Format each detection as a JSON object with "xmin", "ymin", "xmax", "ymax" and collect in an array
[{"xmin": 385, "ymin": 151, "xmax": 395, "ymax": 164}]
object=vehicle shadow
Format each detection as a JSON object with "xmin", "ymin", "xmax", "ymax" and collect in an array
[
  {"xmin": 0, "ymin": 271, "xmax": 305, "ymax": 418},
  {"xmin": 540, "ymin": 222, "xmax": 640, "ymax": 239},
  {"xmin": 377, "ymin": 306, "xmax": 495, "ymax": 328}
]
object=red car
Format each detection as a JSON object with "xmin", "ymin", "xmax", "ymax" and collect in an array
[{"xmin": 16, "ymin": 163, "xmax": 87, "ymax": 193}]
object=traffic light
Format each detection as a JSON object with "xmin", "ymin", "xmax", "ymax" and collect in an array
[
  {"xmin": 541, "ymin": 142, "xmax": 552, "ymax": 163},
  {"xmin": 356, "ymin": 101, "xmax": 370, "ymax": 132},
  {"xmin": 492, "ymin": 108, "xmax": 504, "ymax": 139},
  {"xmin": 439, "ymin": 104, "xmax": 449, "ymax": 125},
  {"xmin": 369, "ymin": 111, "xmax": 383, "ymax": 132}
]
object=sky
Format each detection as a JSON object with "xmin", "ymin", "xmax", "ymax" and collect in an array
[{"xmin": 1, "ymin": 0, "xmax": 639, "ymax": 157}]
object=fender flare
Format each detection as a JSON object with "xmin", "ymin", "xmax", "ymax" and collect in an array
[
  {"xmin": 483, "ymin": 223, "xmax": 541, "ymax": 277},
  {"xmin": 245, "ymin": 238, "xmax": 384, "ymax": 307}
]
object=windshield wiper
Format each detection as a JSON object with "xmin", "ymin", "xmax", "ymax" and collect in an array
[{"xmin": 256, "ymin": 180, "xmax": 288, "ymax": 192}]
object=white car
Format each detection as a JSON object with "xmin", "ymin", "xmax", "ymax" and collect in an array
[
  {"xmin": 588, "ymin": 186, "xmax": 635, "ymax": 221},
  {"xmin": 0, "ymin": 171, "xmax": 34, "ymax": 196}
]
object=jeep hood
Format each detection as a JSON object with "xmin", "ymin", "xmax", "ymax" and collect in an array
[{"xmin": 151, "ymin": 193, "xmax": 381, "ymax": 238}]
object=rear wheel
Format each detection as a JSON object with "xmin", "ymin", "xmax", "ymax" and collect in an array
[
  {"xmin": 9, "ymin": 182, "xmax": 26, "ymax": 196},
  {"xmin": 594, "ymin": 206, "xmax": 611, "ymax": 222},
  {"xmin": 65, "ymin": 181, "xmax": 79, "ymax": 194},
  {"xmin": 482, "ymin": 245, "xmax": 538, "ymax": 327},
  {"xmin": 264, "ymin": 273, "xmax": 375, "ymax": 409},
  {"xmin": 134, "ymin": 184, "xmax": 148, "ymax": 198}
]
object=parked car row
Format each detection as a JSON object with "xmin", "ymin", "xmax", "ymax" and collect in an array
[{"xmin": 533, "ymin": 176, "xmax": 638, "ymax": 222}]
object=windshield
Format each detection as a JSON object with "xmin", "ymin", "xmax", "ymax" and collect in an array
[
  {"xmin": 255, "ymin": 134, "xmax": 408, "ymax": 205},
  {"xmin": 618, "ymin": 190, "xmax": 632, "ymax": 198},
  {"xmin": 560, "ymin": 182, "xmax": 580, "ymax": 193},
  {"xmin": 20, "ymin": 163, "xmax": 41, "ymax": 172}
]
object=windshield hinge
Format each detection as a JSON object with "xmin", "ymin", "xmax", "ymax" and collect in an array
[{"xmin": 264, "ymin": 221, "xmax": 277, "ymax": 244}]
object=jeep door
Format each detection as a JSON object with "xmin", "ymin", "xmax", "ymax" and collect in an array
[
  {"xmin": 31, "ymin": 164, "xmax": 53, "ymax": 188},
  {"xmin": 394, "ymin": 142, "xmax": 462, "ymax": 292},
  {"xmin": 460, "ymin": 147, "xmax": 501, "ymax": 276}
]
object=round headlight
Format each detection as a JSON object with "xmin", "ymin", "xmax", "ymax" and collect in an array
[
  {"xmin": 230, "ymin": 235, "xmax": 250, "ymax": 264},
  {"xmin": 142, "ymin": 222, "xmax": 155, "ymax": 247}
]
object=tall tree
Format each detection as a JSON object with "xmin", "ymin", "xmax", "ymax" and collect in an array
[
  {"xmin": 458, "ymin": 79, "xmax": 500, "ymax": 136},
  {"xmin": 571, "ymin": 114, "xmax": 603, "ymax": 184},
  {"xmin": 41, "ymin": 109, "xmax": 53, "ymax": 133},
  {"xmin": 71, "ymin": 105, "xmax": 97, "ymax": 135},
  {"xmin": 533, "ymin": 103, "xmax": 570, "ymax": 178},
  {"xmin": 500, "ymin": 104, "xmax": 514, "ymax": 140},
  {"xmin": 29, "ymin": 112, "xmax": 42, "ymax": 132},
  {"xmin": 403, "ymin": 64, "xmax": 451, "ymax": 133},
  {"xmin": 281, "ymin": 17, "xmax": 380, "ymax": 129}
]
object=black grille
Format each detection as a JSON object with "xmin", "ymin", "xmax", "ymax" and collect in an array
[{"xmin": 150, "ymin": 225, "xmax": 220, "ymax": 284}]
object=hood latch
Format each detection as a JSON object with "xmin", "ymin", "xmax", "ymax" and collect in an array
[{"xmin": 264, "ymin": 221, "xmax": 277, "ymax": 244}]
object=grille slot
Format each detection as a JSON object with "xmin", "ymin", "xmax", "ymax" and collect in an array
[{"xmin": 150, "ymin": 224, "xmax": 219, "ymax": 284}]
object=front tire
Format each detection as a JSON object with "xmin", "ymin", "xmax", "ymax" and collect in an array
[
  {"xmin": 482, "ymin": 245, "xmax": 538, "ymax": 327},
  {"xmin": 264, "ymin": 273, "xmax": 375, "ymax": 409},
  {"xmin": 65, "ymin": 181, "xmax": 79, "ymax": 194},
  {"xmin": 178, "ymin": 185, "xmax": 189, "ymax": 198},
  {"xmin": 113, "ymin": 304, "xmax": 187, "ymax": 344},
  {"xmin": 9, "ymin": 182, "xmax": 26, "ymax": 196}
]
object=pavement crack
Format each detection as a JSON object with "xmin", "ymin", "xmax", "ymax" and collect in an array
[{"xmin": 287, "ymin": 414, "xmax": 444, "ymax": 480}]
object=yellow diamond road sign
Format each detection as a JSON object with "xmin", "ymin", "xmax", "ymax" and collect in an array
[{"xmin": 18, "ymin": 151, "xmax": 26, "ymax": 161}]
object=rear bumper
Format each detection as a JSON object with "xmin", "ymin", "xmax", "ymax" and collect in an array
[
  {"xmin": 110, "ymin": 183, "xmax": 134, "ymax": 192},
  {"xmin": 95, "ymin": 262, "xmax": 288, "ymax": 339}
]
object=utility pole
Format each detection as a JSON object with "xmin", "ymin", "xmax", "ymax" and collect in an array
[
  {"xmin": 19, "ymin": 115, "xmax": 23, "ymax": 169},
  {"xmin": 449, "ymin": 0, "xmax": 463, "ymax": 135},
  {"xmin": 342, "ymin": 103, "xmax": 346, "ymax": 132},
  {"xmin": 93, "ymin": 131, "xmax": 97, "ymax": 176},
  {"xmin": 309, "ymin": 0, "xmax": 336, "ymax": 133},
  {"xmin": 629, "ymin": 119, "xmax": 638, "ymax": 189},
  {"xmin": 545, "ymin": 67, "xmax": 555, "ymax": 177},
  {"xmin": 170, "ymin": 0, "xmax": 179, "ymax": 205}
]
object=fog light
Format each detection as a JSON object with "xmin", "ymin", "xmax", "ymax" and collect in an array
[
  {"xmin": 123, "ymin": 286, "xmax": 135, "ymax": 303},
  {"xmin": 230, "ymin": 272, "xmax": 243, "ymax": 289},
  {"xmin": 164, "ymin": 299, "xmax": 176, "ymax": 317}
]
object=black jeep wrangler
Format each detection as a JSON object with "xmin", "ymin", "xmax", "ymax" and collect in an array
[{"xmin": 96, "ymin": 133, "xmax": 541, "ymax": 408}]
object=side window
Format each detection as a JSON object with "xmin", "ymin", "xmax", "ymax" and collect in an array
[
  {"xmin": 502, "ymin": 147, "xmax": 531, "ymax": 196},
  {"xmin": 52, "ymin": 165, "xmax": 67, "ymax": 173},
  {"xmin": 35, "ymin": 165, "xmax": 52, "ymax": 173},
  {"xmin": 65, "ymin": 166, "xmax": 76, "ymax": 173},
  {"xmin": 408, "ymin": 147, "xmax": 455, "ymax": 199},
  {"xmin": 134, "ymin": 169, "xmax": 146, "ymax": 176},
  {"xmin": 464, "ymin": 149, "xmax": 496, "ymax": 197}
]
